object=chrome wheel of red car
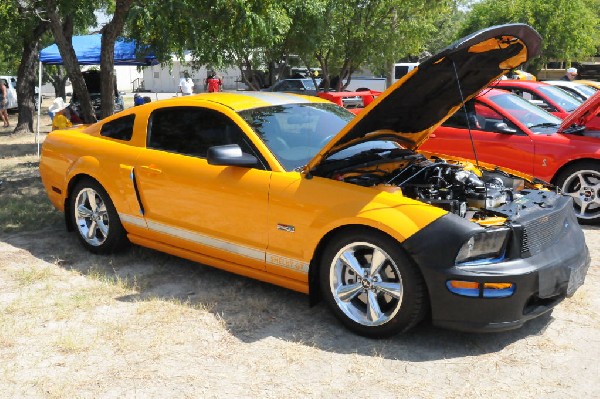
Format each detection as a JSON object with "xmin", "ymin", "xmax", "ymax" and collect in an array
[
  {"xmin": 558, "ymin": 163, "xmax": 600, "ymax": 224},
  {"xmin": 320, "ymin": 229, "xmax": 427, "ymax": 337},
  {"xmin": 70, "ymin": 179, "xmax": 127, "ymax": 253}
]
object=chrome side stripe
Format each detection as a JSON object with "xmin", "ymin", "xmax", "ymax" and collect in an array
[
  {"xmin": 146, "ymin": 220, "xmax": 265, "ymax": 261},
  {"xmin": 120, "ymin": 213, "xmax": 147, "ymax": 228},
  {"xmin": 266, "ymin": 254, "xmax": 309, "ymax": 274},
  {"xmin": 118, "ymin": 213, "xmax": 310, "ymax": 274}
]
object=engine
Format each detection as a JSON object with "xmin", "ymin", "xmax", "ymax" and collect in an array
[{"xmin": 338, "ymin": 157, "xmax": 521, "ymax": 218}]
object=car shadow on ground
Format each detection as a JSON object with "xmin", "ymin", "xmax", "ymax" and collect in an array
[
  {"xmin": 3, "ymin": 228, "xmax": 554, "ymax": 361},
  {"xmin": 0, "ymin": 143, "xmax": 39, "ymax": 158}
]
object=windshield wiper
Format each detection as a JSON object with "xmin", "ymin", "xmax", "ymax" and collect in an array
[
  {"xmin": 562, "ymin": 124, "xmax": 586, "ymax": 135},
  {"xmin": 313, "ymin": 147, "xmax": 414, "ymax": 176},
  {"xmin": 528, "ymin": 122, "xmax": 560, "ymax": 129}
]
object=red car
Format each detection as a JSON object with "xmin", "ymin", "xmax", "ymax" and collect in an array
[
  {"xmin": 493, "ymin": 80, "xmax": 600, "ymax": 131},
  {"xmin": 318, "ymin": 90, "xmax": 382, "ymax": 114},
  {"xmin": 420, "ymin": 88, "xmax": 600, "ymax": 223},
  {"xmin": 491, "ymin": 79, "xmax": 582, "ymax": 119}
]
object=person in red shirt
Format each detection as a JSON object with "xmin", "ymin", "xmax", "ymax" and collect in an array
[{"xmin": 205, "ymin": 73, "xmax": 222, "ymax": 93}]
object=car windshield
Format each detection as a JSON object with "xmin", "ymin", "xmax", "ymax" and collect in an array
[
  {"xmin": 537, "ymin": 85, "xmax": 582, "ymax": 112},
  {"xmin": 488, "ymin": 92, "xmax": 563, "ymax": 134},
  {"xmin": 239, "ymin": 103, "xmax": 354, "ymax": 171},
  {"xmin": 302, "ymin": 79, "xmax": 317, "ymax": 90},
  {"xmin": 574, "ymin": 84, "xmax": 598, "ymax": 98}
]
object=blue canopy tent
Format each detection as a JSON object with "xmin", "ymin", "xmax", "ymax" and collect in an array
[
  {"xmin": 39, "ymin": 34, "xmax": 156, "ymax": 65},
  {"xmin": 36, "ymin": 35, "xmax": 155, "ymax": 153}
]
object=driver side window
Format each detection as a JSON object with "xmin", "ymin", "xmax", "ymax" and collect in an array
[
  {"xmin": 148, "ymin": 106, "xmax": 263, "ymax": 167},
  {"xmin": 443, "ymin": 101, "xmax": 483, "ymax": 130},
  {"xmin": 474, "ymin": 102, "xmax": 522, "ymax": 135}
]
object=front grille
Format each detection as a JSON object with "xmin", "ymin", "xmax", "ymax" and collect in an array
[{"xmin": 520, "ymin": 207, "xmax": 569, "ymax": 256}]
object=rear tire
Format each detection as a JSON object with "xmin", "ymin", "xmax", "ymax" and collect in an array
[
  {"xmin": 70, "ymin": 179, "xmax": 128, "ymax": 253},
  {"xmin": 319, "ymin": 229, "xmax": 427, "ymax": 338},
  {"xmin": 556, "ymin": 162, "xmax": 600, "ymax": 224}
]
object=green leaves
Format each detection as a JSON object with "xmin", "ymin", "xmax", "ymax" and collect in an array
[{"xmin": 460, "ymin": 0, "xmax": 600, "ymax": 71}]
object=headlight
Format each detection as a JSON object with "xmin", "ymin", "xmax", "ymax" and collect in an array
[{"xmin": 456, "ymin": 228, "xmax": 509, "ymax": 265}]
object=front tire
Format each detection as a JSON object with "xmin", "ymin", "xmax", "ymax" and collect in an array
[
  {"xmin": 319, "ymin": 229, "xmax": 427, "ymax": 338},
  {"xmin": 70, "ymin": 179, "xmax": 128, "ymax": 253},
  {"xmin": 556, "ymin": 162, "xmax": 600, "ymax": 224}
]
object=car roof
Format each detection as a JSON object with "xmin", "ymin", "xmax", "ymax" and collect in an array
[
  {"xmin": 477, "ymin": 88, "xmax": 512, "ymax": 98},
  {"xmin": 543, "ymin": 80, "xmax": 583, "ymax": 87},
  {"xmin": 281, "ymin": 78, "xmax": 321, "ymax": 82},
  {"xmin": 494, "ymin": 79, "xmax": 549, "ymax": 88},
  {"xmin": 144, "ymin": 91, "xmax": 331, "ymax": 112}
]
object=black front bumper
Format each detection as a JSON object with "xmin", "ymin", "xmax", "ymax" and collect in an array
[{"xmin": 404, "ymin": 195, "xmax": 590, "ymax": 333}]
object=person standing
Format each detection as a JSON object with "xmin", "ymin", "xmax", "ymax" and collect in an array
[
  {"xmin": 0, "ymin": 80, "xmax": 9, "ymax": 127},
  {"xmin": 561, "ymin": 67, "xmax": 578, "ymax": 81},
  {"xmin": 205, "ymin": 73, "xmax": 222, "ymax": 93},
  {"xmin": 179, "ymin": 72, "xmax": 195, "ymax": 96}
]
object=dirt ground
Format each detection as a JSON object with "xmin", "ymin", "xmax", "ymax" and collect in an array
[{"xmin": 0, "ymin": 104, "xmax": 599, "ymax": 398}]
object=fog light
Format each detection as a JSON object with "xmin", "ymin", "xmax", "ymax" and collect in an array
[
  {"xmin": 446, "ymin": 280, "xmax": 479, "ymax": 297},
  {"xmin": 447, "ymin": 280, "xmax": 515, "ymax": 298},
  {"xmin": 483, "ymin": 282, "xmax": 515, "ymax": 298}
]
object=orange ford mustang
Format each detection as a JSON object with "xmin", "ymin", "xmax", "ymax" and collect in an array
[{"xmin": 40, "ymin": 24, "xmax": 589, "ymax": 337}]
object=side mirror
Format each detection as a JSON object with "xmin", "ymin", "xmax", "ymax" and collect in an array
[
  {"xmin": 492, "ymin": 122, "xmax": 517, "ymax": 134},
  {"xmin": 207, "ymin": 144, "xmax": 258, "ymax": 167}
]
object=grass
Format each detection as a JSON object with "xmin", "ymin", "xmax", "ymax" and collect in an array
[
  {"xmin": 13, "ymin": 265, "xmax": 54, "ymax": 287},
  {"xmin": 0, "ymin": 117, "xmax": 60, "ymax": 234}
]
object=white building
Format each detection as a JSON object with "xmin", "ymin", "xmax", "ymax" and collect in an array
[{"xmin": 140, "ymin": 53, "xmax": 243, "ymax": 93}]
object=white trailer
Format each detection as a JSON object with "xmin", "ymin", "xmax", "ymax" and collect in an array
[
  {"xmin": 0, "ymin": 76, "xmax": 18, "ymax": 109},
  {"xmin": 344, "ymin": 77, "xmax": 387, "ymax": 92}
]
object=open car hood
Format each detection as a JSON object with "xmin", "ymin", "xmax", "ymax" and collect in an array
[
  {"xmin": 557, "ymin": 90, "xmax": 600, "ymax": 134},
  {"xmin": 306, "ymin": 24, "xmax": 542, "ymax": 173}
]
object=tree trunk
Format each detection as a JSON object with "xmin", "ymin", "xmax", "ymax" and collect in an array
[
  {"xmin": 46, "ymin": 3, "xmax": 96, "ymax": 123},
  {"xmin": 386, "ymin": 60, "xmax": 394, "ymax": 88},
  {"xmin": 315, "ymin": 51, "xmax": 330, "ymax": 92},
  {"xmin": 14, "ymin": 20, "xmax": 49, "ymax": 134},
  {"xmin": 100, "ymin": 0, "xmax": 135, "ymax": 119},
  {"xmin": 338, "ymin": 59, "xmax": 352, "ymax": 91},
  {"xmin": 49, "ymin": 67, "xmax": 69, "ymax": 100},
  {"xmin": 240, "ymin": 56, "xmax": 260, "ymax": 91}
]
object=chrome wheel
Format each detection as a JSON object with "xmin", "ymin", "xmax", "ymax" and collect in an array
[
  {"xmin": 74, "ymin": 187, "xmax": 110, "ymax": 247},
  {"xmin": 560, "ymin": 168, "xmax": 600, "ymax": 222},
  {"xmin": 329, "ymin": 242, "xmax": 403, "ymax": 327}
]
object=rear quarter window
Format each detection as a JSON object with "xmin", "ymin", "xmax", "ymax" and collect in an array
[{"xmin": 100, "ymin": 114, "xmax": 135, "ymax": 141}]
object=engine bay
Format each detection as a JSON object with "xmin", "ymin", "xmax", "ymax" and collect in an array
[{"xmin": 324, "ymin": 151, "xmax": 541, "ymax": 221}]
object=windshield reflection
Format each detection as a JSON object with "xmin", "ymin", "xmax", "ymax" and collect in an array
[
  {"xmin": 239, "ymin": 103, "xmax": 353, "ymax": 171},
  {"xmin": 537, "ymin": 85, "xmax": 582, "ymax": 112},
  {"xmin": 488, "ymin": 92, "xmax": 563, "ymax": 134}
]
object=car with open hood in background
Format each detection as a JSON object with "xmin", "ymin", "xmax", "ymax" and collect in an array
[
  {"xmin": 421, "ymin": 89, "xmax": 600, "ymax": 224},
  {"xmin": 39, "ymin": 24, "xmax": 589, "ymax": 337},
  {"xmin": 317, "ymin": 89, "xmax": 382, "ymax": 114},
  {"xmin": 70, "ymin": 70, "xmax": 124, "ymax": 120}
]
